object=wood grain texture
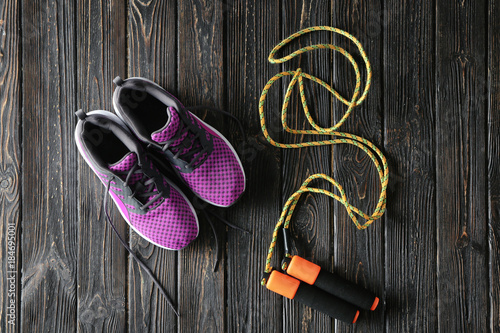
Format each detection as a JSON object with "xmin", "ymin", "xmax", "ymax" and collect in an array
[
  {"xmin": 331, "ymin": 1, "xmax": 385, "ymax": 332},
  {"xmin": 21, "ymin": 0, "xmax": 78, "ymax": 332},
  {"xmin": 436, "ymin": 1, "xmax": 489, "ymax": 332},
  {"xmin": 489, "ymin": 0, "xmax": 500, "ymax": 331},
  {"xmin": 225, "ymin": 1, "xmax": 284, "ymax": 332},
  {"xmin": 0, "ymin": 0, "xmax": 20, "ymax": 332},
  {"xmin": 7, "ymin": 1, "xmax": 500, "ymax": 332},
  {"xmin": 76, "ymin": 0, "xmax": 127, "ymax": 331},
  {"xmin": 177, "ymin": 1, "xmax": 225, "ymax": 332},
  {"xmin": 127, "ymin": 1, "xmax": 178, "ymax": 331},
  {"xmin": 280, "ymin": 2, "xmax": 333, "ymax": 332},
  {"xmin": 383, "ymin": 1, "xmax": 438, "ymax": 331}
]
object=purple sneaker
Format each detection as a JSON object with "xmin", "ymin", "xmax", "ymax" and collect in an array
[
  {"xmin": 112, "ymin": 76, "xmax": 246, "ymax": 207},
  {"xmin": 74, "ymin": 110, "xmax": 199, "ymax": 250}
]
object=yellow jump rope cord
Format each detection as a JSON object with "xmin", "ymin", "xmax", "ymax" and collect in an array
[{"xmin": 260, "ymin": 26, "xmax": 389, "ymax": 278}]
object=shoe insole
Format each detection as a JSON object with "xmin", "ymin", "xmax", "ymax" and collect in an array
[
  {"xmin": 84, "ymin": 123, "xmax": 130, "ymax": 165},
  {"xmin": 120, "ymin": 88, "xmax": 169, "ymax": 135}
]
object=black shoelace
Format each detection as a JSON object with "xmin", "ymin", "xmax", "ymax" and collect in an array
[
  {"xmin": 119, "ymin": 163, "xmax": 163, "ymax": 209},
  {"xmin": 161, "ymin": 106, "xmax": 246, "ymax": 170},
  {"xmin": 161, "ymin": 118, "xmax": 207, "ymax": 169},
  {"xmin": 102, "ymin": 165, "xmax": 179, "ymax": 316},
  {"xmin": 187, "ymin": 106, "xmax": 245, "ymax": 142},
  {"xmin": 202, "ymin": 209, "xmax": 250, "ymax": 272}
]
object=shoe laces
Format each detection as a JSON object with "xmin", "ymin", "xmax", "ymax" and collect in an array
[
  {"xmin": 161, "ymin": 118, "xmax": 207, "ymax": 169},
  {"xmin": 160, "ymin": 106, "xmax": 246, "ymax": 169},
  {"xmin": 187, "ymin": 105, "xmax": 245, "ymax": 145},
  {"xmin": 115, "ymin": 162, "xmax": 163, "ymax": 210},
  {"xmin": 201, "ymin": 208, "xmax": 250, "ymax": 272},
  {"xmin": 102, "ymin": 178, "xmax": 179, "ymax": 316}
]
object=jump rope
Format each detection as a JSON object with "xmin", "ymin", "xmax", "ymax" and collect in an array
[{"xmin": 258, "ymin": 26, "xmax": 389, "ymax": 323}]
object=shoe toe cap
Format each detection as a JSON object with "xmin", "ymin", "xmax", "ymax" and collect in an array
[
  {"xmin": 180, "ymin": 138, "xmax": 245, "ymax": 207},
  {"xmin": 129, "ymin": 189, "xmax": 199, "ymax": 250}
]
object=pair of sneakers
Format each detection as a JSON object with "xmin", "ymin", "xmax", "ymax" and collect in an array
[
  {"xmin": 75, "ymin": 77, "xmax": 246, "ymax": 313},
  {"xmin": 75, "ymin": 76, "xmax": 246, "ymax": 250}
]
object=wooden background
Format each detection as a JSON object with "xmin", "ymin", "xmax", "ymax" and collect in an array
[{"xmin": 0, "ymin": 0, "xmax": 499, "ymax": 332}]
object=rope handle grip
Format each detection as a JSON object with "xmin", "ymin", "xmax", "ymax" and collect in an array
[
  {"xmin": 282, "ymin": 255, "xmax": 379, "ymax": 311},
  {"xmin": 264, "ymin": 270, "xmax": 360, "ymax": 324}
]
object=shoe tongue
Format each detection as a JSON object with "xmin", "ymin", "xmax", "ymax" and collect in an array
[
  {"xmin": 151, "ymin": 106, "xmax": 180, "ymax": 144},
  {"xmin": 108, "ymin": 152, "xmax": 142, "ymax": 185},
  {"xmin": 150, "ymin": 106, "xmax": 205, "ymax": 167}
]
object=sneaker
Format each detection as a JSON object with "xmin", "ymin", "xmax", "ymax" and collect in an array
[
  {"xmin": 111, "ymin": 76, "xmax": 246, "ymax": 207},
  {"xmin": 74, "ymin": 110, "xmax": 199, "ymax": 250}
]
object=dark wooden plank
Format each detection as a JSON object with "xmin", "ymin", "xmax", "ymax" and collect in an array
[
  {"xmin": 127, "ymin": 1, "xmax": 178, "ymax": 331},
  {"xmin": 330, "ymin": 2, "xmax": 385, "ymax": 332},
  {"xmin": 280, "ymin": 3, "xmax": 333, "ymax": 332},
  {"xmin": 177, "ymin": 1, "xmax": 225, "ymax": 331},
  {"xmin": 489, "ymin": 0, "xmax": 500, "ymax": 330},
  {"xmin": 436, "ymin": 1, "xmax": 489, "ymax": 332},
  {"xmin": 21, "ymin": 0, "xmax": 78, "ymax": 331},
  {"xmin": 225, "ymin": 1, "xmax": 284, "ymax": 332},
  {"xmin": 0, "ymin": 0, "xmax": 20, "ymax": 332},
  {"xmin": 383, "ymin": 1, "xmax": 438, "ymax": 331},
  {"xmin": 76, "ymin": 0, "xmax": 127, "ymax": 331}
]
